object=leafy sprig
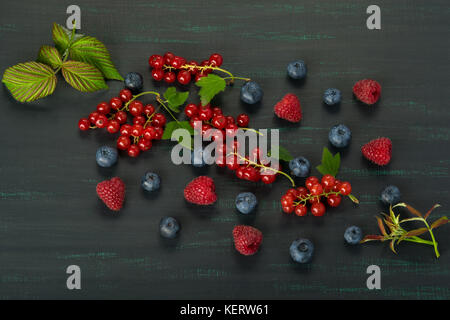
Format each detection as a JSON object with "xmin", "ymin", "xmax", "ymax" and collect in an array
[
  {"xmin": 361, "ymin": 203, "xmax": 449, "ymax": 258},
  {"xmin": 316, "ymin": 147, "xmax": 340, "ymax": 177},
  {"xmin": 2, "ymin": 23, "xmax": 122, "ymax": 102}
]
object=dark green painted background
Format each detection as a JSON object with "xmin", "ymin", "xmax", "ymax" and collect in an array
[{"xmin": 0, "ymin": 0, "xmax": 449, "ymax": 299}]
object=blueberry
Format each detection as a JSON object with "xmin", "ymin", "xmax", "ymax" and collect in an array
[
  {"xmin": 380, "ymin": 185, "xmax": 401, "ymax": 206},
  {"xmin": 323, "ymin": 88, "xmax": 342, "ymax": 106},
  {"xmin": 289, "ymin": 156, "xmax": 311, "ymax": 178},
  {"xmin": 124, "ymin": 72, "xmax": 143, "ymax": 93},
  {"xmin": 141, "ymin": 172, "xmax": 160, "ymax": 192},
  {"xmin": 328, "ymin": 124, "xmax": 351, "ymax": 148},
  {"xmin": 290, "ymin": 238, "xmax": 314, "ymax": 263},
  {"xmin": 235, "ymin": 192, "xmax": 257, "ymax": 214},
  {"xmin": 287, "ymin": 60, "xmax": 307, "ymax": 79},
  {"xmin": 159, "ymin": 217, "xmax": 180, "ymax": 239},
  {"xmin": 95, "ymin": 146, "xmax": 118, "ymax": 168},
  {"xmin": 344, "ymin": 226, "xmax": 363, "ymax": 245},
  {"xmin": 240, "ymin": 81, "xmax": 263, "ymax": 104}
]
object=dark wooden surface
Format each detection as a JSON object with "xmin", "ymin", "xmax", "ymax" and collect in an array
[{"xmin": 0, "ymin": 0, "xmax": 449, "ymax": 299}]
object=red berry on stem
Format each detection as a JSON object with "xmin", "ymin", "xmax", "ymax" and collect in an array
[
  {"xmin": 153, "ymin": 127, "xmax": 163, "ymax": 140},
  {"xmin": 129, "ymin": 100, "xmax": 144, "ymax": 116},
  {"xmin": 127, "ymin": 145, "xmax": 140, "ymax": 157},
  {"xmin": 163, "ymin": 52, "xmax": 175, "ymax": 65},
  {"xmin": 164, "ymin": 71, "xmax": 176, "ymax": 83},
  {"xmin": 143, "ymin": 127, "xmax": 156, "ymax": 140},
  {"xmin": 209, "ymin": 53, "xmax": 223, "ymax": 67},
  {"xmin": 133, "ymin": 115, "xmax": 146, "ymax": 126},
  {"xmin": 282, "ymin": 205, "xmax": 295, "ymax": 214},
  {"xmin": 310, "ymin": 183, "xmax": 323, "ymax": 196},
  {"xmin": 198, "ymin": 106, "xmax": 213, "ymax": 121},
  {"xmin": 212, "ymin": 115, "xmax": 227, "ymax": 129},
  {"xmin": 305, "ymin": 176, "xmax": 320, "ymax": 190},
  {"xmin": 225, "ymin": 116, "xmax": 235, "ymax": 125},
  {"xmin": 212, "ymin": 107, "xmax": 222, "ymax": 117},
  {"xmin": 78, "ymin": 118, "xmax": 90, "ymax": 131},
  {"xmin": 152, "ymin": 113, "xmax": 166, "ymax": 127},
  {"xmin": 120, "ymin": 124, "xmax": 133, "ymax": 136},
  {"xmin": 171, "ymin": 56, "xmax": 186, "ymax": 69},
  {"xmin": 109, "ymin": 97, "xmax": 122, "ymax": 110},
  {"xmin": 327, "ymin": 194, "xmax": 342, "ymax": 207},
  {"xmin": 117, "ymin": 136, "xmax": 131, "ymax": 150},
  {"xmin": 97, "ymin": 102, "xmax": 111, "ymax": 114},
  {"xmin": 339, "ymin": 181, "xmax": 352, "ymax": 196},
  {"xmin": 138, "ymin": 138, "xmax": 152, "ymax": 151},
  {"xmin": 149, "ymin": 55, "xmax": 164, "ymax": 69},
  {"xmin": 107, "ymin": 120, "xmax": 120, "ymax": 134},
  {"xmin": 151, "ymin": 68, "xmax": 164, "ymax": 81},
  {"xmin": 143, "ymin": 104, "xmax": 156, "ymax": 116},
  {"xmin": 119, "ymin": 89, "xmax": 133, "ymax": 102},
  {"xmin": 177, "ymin": 70, "xmax": 191, "ymax": 85},
  {"xmin": 131, "ymin": 124, "xmax": 143, "ymax": 137},
  {"xmin": 187, "ymin": 60, "xmax": 198, "ymax": 74},
  {"xmin": 236, "ymin": 114, "xmax": 249, "ymax": 127},
  {"xmin": 95, "ymin": 114, "xmax": 108, "ymax": 128},
  {"xmin": 281, "ymin": 194, "xmax": 294, "ymax": 207},
  {"xmin": 261, "ymin": 173, "xmax": 276, "ymax": 184},
  {"xmin": 296, "ymin": 187, "xmax": 308, "ymax": 199},
  {"xmin": 184, "ymin": 104, "xmax": 198, "ymax": 118},
  {"xmin": 311, "ymin": 202, "xmax": 326, "ymax": 217},
  {"xmin": 115, "ymin": 111, "xmax": 127, "ymax": 124},
  {"xmin": 295, "ymin": 205, "xmax": 308, "ymax": 217},
  {"xmin": 321, "ymin": 174, "xmax": 336, "ymax": 190},
  {"xmin": 89, "ymin": 112, "xmax": 99, "ymax": 124}
]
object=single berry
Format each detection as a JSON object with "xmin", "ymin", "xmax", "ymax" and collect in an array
[
  {"xmin": 151, "ymin": 68, "xmax": 164, "ymax": 81},
  {"xmin": 380, "ymin": 185, "xmax": 401, "ymax": 206},
  {"xmin": 97, "ymin": 102, "xmax": 111, "ymax": 114},
  {"xmin": 305, "ymin": 176, "xmax": 320, "ymax": 190},
  {"xmin": 141, "ymin": 172, "xmax": 160, "ymax": 192},
  {"xmin": 117, "ymin": 135, "xmax": 131, "ymax": 150},
  {"xmin": 344, "ymin": 226, "xmax": 363, "ymax": 245},
  {"xmin": 236, "ymin": 114, "xmax": 249, "ymax": 127},
  {"xmin": 163, "ymin": 52, "xmax": 175, "ymax": 65},
  {"xmin": 149, "ymin": 54, "xmax": 164, "ymax": 69},
  {"xmin": 152, "ymin": 113, "xmax": 166, "ymax": 127},
  {"xmin": 129, "ymin": 101, "xmax": 144, "ymax": 116},
  {"xmin": 329, "ymin": 124, "xmax": 351, "ymax": 148},
  {"xmin": 289, "ymin": 156, "xmax": 310, "ymax": 177},
  {"xmin": 124, "ymin": 72, "xmax": 143, "ymax": 93},
  {"xmin": 109, "ymin": 97, "xmax": 122, "ymax": 110},
  {"xmin": 274, "ymin": 93, "xmax": 302, "ymax": 123},
  {"xmin": 184, "ymin": 176, "xmax": 217, "ymax": 205},
  {"xmin": 323, "ymin": 88, "xmax": 342, "ymax": 106},
  {"xmin": 78, "ymin": 118, "xmax": 90, "ymax": 131},
  {"xmin": 171, "ymin": 56, "xmax": 186, "ymax": 69},
  {"xmin": 177, "ymin": 70, "xmax": 191, "ymax": 85},
  {"xmin": 209, "ymin": 53, "xmax": 223, "ymax": 67},
  {"xmin": 96, "ymin": 146, "xmax": 118, "ymax": 168},
  {"xmin": 89, "ymin": 111, "xmax": 99, "ymax": 124},
  {"xmin": 137, "ymin": 138, "xmax": 152, "ymax": 151},
  {"xmin": 290, "ymin": 238, "xmax": 314, "ymax": 263},
  {"xmin": 338, "ymin": 181, "xmax": 352, "ymax": 196},
  {"xmin": 198, "ymin": 106, "xmax": 213, "ymax": 121},
  {"xmin": 107, "ymin": 120, "xmax": 120, "ymax": 134},
  {"xmin": 143, "ymin": 104, "xmax": 156, "ymax": 117},
  {"xmin": 287, "ymin": 60, "xmax": 307, "ymax": 79},
  {"xmin": 235, "ymin": 192, "xmax": 257, "ymax": 214},
  {"xmin": 119, "ymin": 89, "xmax": 133, "ymax": 102},
  {"xmin": 232, "ymin": 225, "xmax": 263, "ymax": 256},
  {"xmin": 131, "ymin": 124, "xmax": 143, "ymax": 137},
  {"xmin": 95, "ymin": 114, "xmax": 108, "ymax": 128},
  {"xmin": 326, "ymin": 194, "xmax": 341, "ymax": 207},
  {"xmin": 127, "ymin": 144, "xmax": 140, "ymax": 157},
  {"xmin": 294, "ymin": 205, "xmax": 308, "ymax": 217},
  {"xmin": 321, "ymin": 174, "xmax": 335, "ymax": 189},
  {"xmin": 163, "ymin": 71, "xmax": 176, "ymax": 83},
  {"xmin": 159, "ymin": 217, "xmax": 180, "ymax": 239},
  {"xmin": 119, "ymin": 124, "xmax": 133, "ymax": 136},
  {"xmin": 310, "ymin": 184, "xmax": 323, "ymax": 196},
  {"xmin": 212, "ymin": 115, "xmax": 227, "ymax": 129},
  {"xmin": 240, "ymin": 81, "xmax": 263, "ymax": 104},
  {"xmin": 115, "ymin": 111, "xmax": 127, "ymax": 124},
  {"xmin": 184, "ymin": 104, "xmax": 198, "ymax": 118},
  {"xmin": 361, "ymin": 137, "xmax": 392, "ymax": 166},
  {"xmin": 96, "ymin": 177, "xmax": 125, "ymax": 211},
  {"xmin": 353, "ymin": 79, "xmax": 381, "ymax": 105},
  {"xmin": 311, "ymin": 202, "xmax": 326, "ymax": 216}
]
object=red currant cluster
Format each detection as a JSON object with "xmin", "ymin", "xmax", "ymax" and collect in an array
[
  {"xmin": 184, "ymin": 103, "xmax": 280, "ymax": 184},
  {"xmin": 280, "ymin": 175, "xmax": 352, "ymax": 216},
  {"xmin": 149, "ymin": 52, "xmax": 223, "ymax": 84},
  {"xmin": 77, "ymin": 88, "xmax": 166, "ymax": 157}
]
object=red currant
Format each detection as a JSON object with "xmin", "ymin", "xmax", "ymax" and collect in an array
[
  {"xmin": 225, "ymin": 116, "xmax": 235, "ymax": 125},
  {"xmin": 143, "ymin": 127, "xmax": 156, "ymax": 140},
  {"xmin": 310, "ymin": 183, "xmax": 323, "ymax": 196},
  {"xmin": 261, "ymin": 173, "xmax": 276, "ymax": 184},
  {"xmin": 120, "ymin": 124, "xmax": 133, "ymax": 136},
  {"xmin": 225, "ymin": 123, "xmax": 238, "ymax": 137},
  {"xmin": 212, "ymin": 115, "xmax": 227, "ymax": 129},
  {"xmin": 163, "ymin": 52, "xmax": 175, "ymax": 65},
  {"xmin": 184, "ymin": 104, "xmax": 198, "ymax": 118},
  {"xmin": 296, "ymin": 187, "xmax": 308, "ymax": 199},
  {"xmin": 153, "ymin": 127, "xmax": 163, "ymax": 140},
  {"xmin": 198, "ymin": 106, "xmax": 213, "ymax": 121},
  {"xmin": 282, "ymin": 205, "xmax": 295, "ymax": 214},
  {"xmin": 133, "ymin": 115, "xmax": 146, "ymax": 126},
  {"xmin": 286, "ymin": 188, "xmax": 299, "ymax": 198},
  {"xmin": 339, "ymin": 181, "xmax": 352, "ymax": 196},
  {"xmin": 305, "ymin": 176, "xmax": 320, "ymax": 190},
  {"xmin": 143, "ymin": 104, "xmax": 156, "ymax": 116},
  {"xmin": 187, "ymin": 60, "xmax": 198, "ymax": 74},
  {"xmin": 115, "ymin": 111, "xmax": 127, "ymax": 124},
  {"xmin": 119, "ymin": 89, "xmax": 133, "ymax": 102},
  {"xmin": 152, "ymin": 113, "xmax": 166, "ymax": 127},
  {"xmin": 107, "ymin": 120, "xmax": 120, "ymax": 134},
  {"xmin": 127, "ymin": 144, "xmax": 140, "ymax": 157},
  {"xmin": 138, "ymin": 138, "xmax": 152, "ymax": 151},
  {"xmin": 149, "ymin": 54, "xmax": 164, "ymax": 69},
  {"xmin": 78, "ymin": 118, "xmax": 90, "ymax": 131},
  {"xmin": 131, "ymin": 124, "xmax": 143, "ymax": 137},
  {"xmin": 321, "ymin": 174, "xmax": 336, "ymax": 190},
  {"xmin": 281, "ymin": 194, "xmax": 294, "ymax": 207},
  {"xmin": 209, "ymin": 53, "xmax": 223, "ymax": 67},
  {"xmin": 177, "ymin": 70, "xmax": 191, "ymax": 85},
  {"xmin": 235, "ymin": 165, "xmax": 246, "ymax": 179},
  {"xmin": 109, "ymin": 97, "xmax": 122, "ymax": 110},
  {"xmin": 226, "ymin": 155, "xmax": 239, "ymax": 171},
  {"xmin": 129, "ymin": 100, "xmax": 143, "ymax": 116},
  {"xmin": 117, "ymin": 135, "xmax": 131, "ymax": 150},
  {"xmin": 311, "ymin": 202, "xmax": 326, "ymax": 217},
  {"xmin": 95, "ymin": 114, "xmax": 108, "ymax": 128},
  {"xmin": 295, "ymin": 205, "xmax": 308, "ymax": 217},
  {"xmin": 171, "ymin": 56, "xmax": 186, "ymax": 69},
  {"xmin": 164, "ymin": 71, "xmax": 176, "ymax": 83},
  {"xmin": 89, "ymin": 112, "xmax": 99, "ymax": 124},
  {"xmin": 332, "ymin": 180, "xmax": 342, "ymax": 192},
  {"xmin": 195, "ymin": 73, "xmax": 206, "ymax": 82},
  {"xmin": 151, "ymin": 68, "xmax": 164, "ymax": 81},
  {"xmin": 327, "ymin": 194, "xmax": 342, "ymax": 207},
  {"xmin": 96, "ymin": 102, "xmax": 111, "ymax": 114},
  {"xmin": 236, "ymin": 113, "xmax": 249, "ymax": 127}
]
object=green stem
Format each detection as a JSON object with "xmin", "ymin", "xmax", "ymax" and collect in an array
[
  {"xmin": 422, "ymin": 219, "xmax": 440, "ymax": 258},
  {"xmin": 123, "ymin": 91, "xmax": 161, "ymax": 110},
  {"xmin": 157, "ymin": 98, "xmax": 180, "ymax": 124},
  {"xmin": 222, "ymin": 76, "xmax": 251, "ymax": 82},
  {"xmin": 241, "ymin": 128, "xmax": 264, "ymax": 136},
  {"xmin": 403, "ymin": 237, "xmax": 435, "ymax": 246}
]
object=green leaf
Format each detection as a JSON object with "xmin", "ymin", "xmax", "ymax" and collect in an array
[
  {"xmin": 268, "ymin": 145, "xmax": 293, "ymax": 162},
  {"xmin": 69, "ymin": 36, "xmax": 123, "ymax": 80},
  {"xmin": 195, "ymin": 74, "xmax": 226, "ymax": 106},
  {"xmin": 52, "ymin": 23, "xmax": 70, "ymax": 53},
  {"xmin": 61, "ymin": 60, "xmax": 108, "ymax": 92},
  {"xmin": 163, "ymin": 87, "xmax": 189, "ymax": 113},
  {"xmin": 162, "ymin": 121, "xmax": 194, "ymax": 140},
  {"xmin": 431, "ymin": 216, "xmax": 449, "ymax": 230},
  {"xmin": 316, "ymin": 147, "xmax": 340, "ymax": 177},
  {"xmin": 37, "ymin": 45, "xmax": 62, "ymax": 69},
  {"xmin": 2, "ymin": 61, "xmax": 57, "ymax": 102}
]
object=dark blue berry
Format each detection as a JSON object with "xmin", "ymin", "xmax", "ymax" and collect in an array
[
  {"xmin": 159, "ymin": 217, "xmax": 180, "ymax": 239},
  {"xmin": 344, "ymin": 226, "xmax": 363, "ymax": 245},
  {"xmin": 235, "ymin": 192, "xmax": 257, "ymax": 214},
  {"xmin": 328, "ymin": 124, "xmax": 351, "ymax": 148},
  {"xmin": 240, "ymin": 81, "xmax": 263, "ymax": 104},
  {"xmin": 380, "ymin": 185, "xmax": 401, "ymax": 206},
  {"xmin": 287, "ymin": 60, "xmax": 307, "ymax": 79},
  {"xmin": 290, "ymin": 238, "xmax": 314, "ymax": 263},
  {"xmin": 141, "ymin": 172, "xmax": 160, "ymax": 192},
  {"xmin": 95, "ymin": 146, "xmax": 118, "ymax": 168},
  {"xmin": 289, "ymin": 156, "xmax": 311, "ymax": 178},
  {"xmin": 124, "ymin": 72, "xmax": 143, "ymax": 93},
  {"xmin": 323, "ymin": 88, "xmax": 342, "ymax": 105}
]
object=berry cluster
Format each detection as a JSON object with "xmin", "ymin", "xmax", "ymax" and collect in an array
[
  {"xmin": 149, "ymin": 52, "xmax": 223, "ymax": 84},
  {"xmin": 184, "ymin": 103, "xmax": 280, "ymax": 184},
  {"xmin": 280, "ymin": 175, "xmax": 352, "ymax": 216},
  {"xmin": 78, "ymin": 88, "xmax": 166, "ymax": 158}
]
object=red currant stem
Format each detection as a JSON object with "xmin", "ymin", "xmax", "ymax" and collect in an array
[
  {"xmin": 89, "ymin": 125, "xmax": 96, "ymax": 129},
  {"xmin": 123, "ymin": 91, "xmax": 162, "ymax": 111},
  {"xmin": 222, "ymin": 76, "xmax": 251, "ymax": 82},
  {"xmin": 293, "ymin": 191, "xmax": 341, "ymax": 206},
  {"xmin": 231, "ymin": 152, "xmax": 295, "ymax": 187},
  {"xmin": 241, "ymin": 128, "xmax": 264, "ymax": 136},
  {"xmin": 143, "ymin": 107, "xmax": 160, "ymax": 128},
  {"xmin": 171, "ymin": 64, "xmax": 251, "ymax": 84},
  {"xmin": 156, "ymin": 97, "xmax": 181, "ymax": 125}
]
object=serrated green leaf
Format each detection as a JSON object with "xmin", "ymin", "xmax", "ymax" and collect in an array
[
  {"xmin": 52, "ymin": 23, "xmax": 70, "ymax": 53},
  {"xmin": 162, "ymin": 121, "xmax": 194, "ymax": 140},
  {"xmin": 268, "ymin": 145, "xmax": 293, "ymax": 161},
  {"xmin": 316, "ymin": 147, "xmax": 340, "ymax": 177},
  {"xmin": 37, "ymin": 45, "xmax": 62, "ymax": 69},
  {"xmin": 61, "ymin": 60, "xmax": 107, "ymax": 92},
  {"xmin": 163, "ymin": 87, "xmax": 189, "ymax": 113},
  {"xmin": 69, "ymin": 36, "xmax": 123, "ymax": 80},
  {"xmin": 195, "ymin": 74, "xmax": 226, "ymax": 106},
  {"xmin": 2, "ymin": 61, "xmax": 57, "ymax": 102}
]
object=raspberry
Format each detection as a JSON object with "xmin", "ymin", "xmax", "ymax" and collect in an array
[
  {"xmin": 232, "ymin": 225, "xmax": 263, "ymax": 256},
  {"xmin": 96, "ymin": 177, "xmax": 125, "ymax": 211},
  {"xmin": 274, "ymin": 93, "xmax": 302, "ymax": 123},
  {"xmin": 361, "ymin": 137, "xmax": 392, "ymax": 166},
  {"xmin": 353, "ymin": 79, "xmax": 381, "ymax": 105},
  {"xmin": 183, "ymin": 176, "xmax": 217, "ymax": 205}
]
